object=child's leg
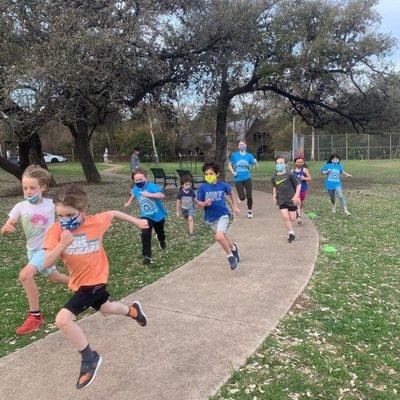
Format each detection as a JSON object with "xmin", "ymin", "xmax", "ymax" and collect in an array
[
  {"xmin": 335, "ymin": 187, "xmax": 346, "ymax": 206},
  {"xmin": 99, "ymin": 300, "xmax": 129, "ymax": 316},
  {"xmin": 153, "ymin": 218, "xmax": 166, "ymax": 243},
  {"xmin": 280, "ymin": 209, "xmax": 293, "ymax": 232},
  {"xmin": 328, "ymin": 189, "xmax": 336, "ymax": 205},
  {"xmin": 48, "ymin": 270, "xmax": 70, "ymax": 285},
  {"xmin": 289, "ymin": 210, "xmax": 298, "ymax": 221},
  {"xmin": 235, "ymin": 181, "xmax": 246, "ymax": 202},
  {"xmin": 141, "ymin": 219, "xmax": 153, "ymax": 257},
  {"xmin": 187, "ymin": 216, "xmax": 194, "ymax": 234},
  {"xmin": 56, "ymin": 308, "xmax": 88, "ymax": 351},
  {"xmin": 19, "ymin": 264, "xmax": 40, "ymax": 311},
  {"xmin": 243, "ymin": 179, "xmax": 253, "ymax": 211},
  {"xmin": 215, "ymin": 231, "xmax": 232, "ymax": 255}
]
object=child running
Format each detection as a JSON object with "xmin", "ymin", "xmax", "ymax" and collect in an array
[
  {"xmin": 291, "ymin": 156, "xmax": 312, "ymax": 224},
  {"xmin": 197, "ymin": 161, "xmax": 241, "ymax": 270},
  {"xmin": 125, "ymin": 168, "xmax": 167, "ymax": 265},
  {"xmin": 271, "ymin": 156, "xmax": 301, "ymax": 243},
  {"xmin": 1, "ymin": 165, "xmax": 69, "ymax": 335},
  {"xmin": 176, "ymin": 176, "xmax": 197, "ymax": 237},
  {"xmin": 320, "ymin": 153, "xmax": 352, "ymax": 216},
  {"xmin": 43, "ymin": 183, "xmax": 149, "ymax": 390}
]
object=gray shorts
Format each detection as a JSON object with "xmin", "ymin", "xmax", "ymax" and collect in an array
[
  {"xmin": 207, "ymin": 215, "xmax": 230, "ymax": 233},
  {"xmin": 181, "ymin": 206, "xmax": 196, "ymax": 219},
  {"xmin": 27, "ymin": 249, "xmax": 57, "ymax": 277}
]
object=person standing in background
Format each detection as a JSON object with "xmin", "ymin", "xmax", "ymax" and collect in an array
[{"xmin": 130, "ymin": 148, "xmax": 141, "ymax": 173}]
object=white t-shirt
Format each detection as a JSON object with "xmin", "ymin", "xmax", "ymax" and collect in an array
[{"xmin": 9, "ymin": 198, "xmax": 55, "ymax": 251}]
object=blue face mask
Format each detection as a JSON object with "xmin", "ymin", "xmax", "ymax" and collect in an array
[
  {"xmin": 135, "ymin": 180, "xmax": 147, "ymax": 189},
  {"xmin": 275, "ymin": 163, "xmax": 285, "ymax": 173},
  {"xmin": 238, "ymin": 145, "xmax": 247, "ymax": 152},
  {"xmin": 24, "ymin": 192, "xmax": 42, "ymax": 204},
  {"xmin": 59, "ymin": 214, "xmax": 81, "ymax": 231}
]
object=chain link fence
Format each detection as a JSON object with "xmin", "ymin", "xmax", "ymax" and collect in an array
[{"xmin": 302, "ymin": 133, "xmax": 400, "ymax": 161}]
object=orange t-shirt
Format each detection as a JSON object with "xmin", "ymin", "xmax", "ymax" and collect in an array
[{"xmin": 44, "ymin": 212, "xmax": 113, "ymax": 291}]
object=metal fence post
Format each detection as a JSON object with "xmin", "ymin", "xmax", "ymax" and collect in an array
[
  {"xmin": 345, "ymin": 132, "xmax": 348, "ymax": 160},
  {"xmin": 331, "ymin": 134, "xmax": 334, "ymax": 153},
  {"xmin": 317, "ymin": 134, "xmax": 320, "ymax": 161}
]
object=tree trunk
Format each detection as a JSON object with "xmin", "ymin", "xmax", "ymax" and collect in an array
[
  {"xmin": 149, "ymin": 116, "xmax": 159, "ymax": 165},
  {"xmin": 74, "ymin": 120, "xmax": 101, "ymax": 183},
  {"xmin": 0, "ymin": 155, "xmax": 22, "ymax": 180}
]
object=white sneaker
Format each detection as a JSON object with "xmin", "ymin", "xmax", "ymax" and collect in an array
[
  {"xmin": 343, "ymin": 207, "xmax": 351, "ymax": 216},
  {"xmin": 331, "ymin": 204, "xmax": 336, "ymax": 213},
  {"xmin": 297, "ymin": 216, "xmax": 303, "ymax": 224},
  {"xmin": 247, "ymin": 212, "xmax": 254, "ymax": 219}
]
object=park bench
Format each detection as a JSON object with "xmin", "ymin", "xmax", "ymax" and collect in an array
[
  {"xmin": 150, "ymin": 168, "xmax": 178, "ymax": 188},
  {"xmin": 176, "ymin": 169, "xmax": 204, "ymax": 189}
]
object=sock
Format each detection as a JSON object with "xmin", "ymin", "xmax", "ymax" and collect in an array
[
  {"xmin": 127, "ymin": 305, "xmax": 138, "ymax": 319},
  {"xmin": 289, "ymin": 230, "xmax": 294, "ymax": 235},
  {"xmin": 29, "ymin": 310, "xmax": 41, "ymax": 319},
  {"xmin": 227, "ymin": 253, "xmax": 234, "ymax": 259},
  {"xmin": 80, "ymin": 344, "xmax": 95, "ymax": 363}
]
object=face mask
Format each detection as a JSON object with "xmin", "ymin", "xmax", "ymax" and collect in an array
[
  {"xmin": 331, "ymin": 158, "xmax": 339, "ymax": 164},
  {"xmin": 183, "ymin": 187, "xmax": 191, "ymax": 193},
  {"xmin": 275, "ymin": 163, "xmax": 285, "ymax": 173},
  {"xmin": 204, "ymin": 174, "xmax": 217, "ymax": 184},
  {"xmin": 238, "ymin": 145, "xmax": 247, "ymax": 152},
  {"xmin": 59, "ymin": 214, "xmax": 81, "ymax": 231},
  {"xmin": 24, "ymin": 192, "xmax": 42, "ymax": 204},
  {"xmin": 135, "ymin": 180, "xmax": 147, "ymax": 189}
]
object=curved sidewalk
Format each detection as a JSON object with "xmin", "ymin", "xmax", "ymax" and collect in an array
[{"xmin": 0, "ymin": 190, "xmax": 319, "ymax": 400}]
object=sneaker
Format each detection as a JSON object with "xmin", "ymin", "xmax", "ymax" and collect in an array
[
  {"xmin": 158, "ymin": 240, "xmax": 166, "ymax": 250},
  {"xmin": 288, "ymin": 233, "xmax": 296, "ymax": 243},
  {"xmin": 247, "ymin": 211, "xmax": 254, "ymax": 219},
  {"xmin": 297, "ymin": 216, "xmax": 303, "ymax": 225},
  {"xmin": 227, "ymin": 255, "xmax": 238, "ymax": 270},
  {"xmin": 231, "ymin": 242, "xmax": 240, "ymax": 262},
  {"xmin": 343, "ymin": 207, "xmax": 351, "ymax": 216},
  {"xmin": 76, "ymin": 351, "xmax": 103, "ymax": 390},
  {"xmin": 143, "ymin": 256, "xmax": 153, "ymax": 265},
  {"xmin": 129, "ymin": 301, "xmax": 148, "ymax": 327},
  {"xmin": 331, "ymin": 204, "xmax": 336, "ymax": 213},
  {"xmin": 189, "ymin": 233, "xmax": 195, "ymax": 239},
  {"xmin": 15, "ymin": 313, "xmax": 45, "ymax": 335}
]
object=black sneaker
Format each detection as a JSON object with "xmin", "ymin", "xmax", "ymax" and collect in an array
[
  {"xmin": 288, "ymin": 233, "xmax": 296, "ymax": 243},
  {"xmin": 76, "ymin": 351, "xmax": 102, "ymax": 390},
  {"xmin": 129, "ymin": 301, "xmax": 147, "ymax": 327},
  {"xmin": 143, "ymin": 256, "xmax": 153, "ymax": 265},
  {"xmin": 231, "ymin": 242, "xmax": 240, "ymax": 262},
  {"xmin": 228, "ymin": 255, "xmax": 238, "ymax": 270},
  {"xmin": 159, "ymin": 240, "xmax": 166, "ymax": 250}
]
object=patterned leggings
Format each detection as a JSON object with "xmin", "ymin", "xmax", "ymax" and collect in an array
[{"xmin": 328, "ymin": 187, "xmax": 346, "ymax": 206}]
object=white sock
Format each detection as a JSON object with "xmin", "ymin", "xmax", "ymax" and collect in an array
[
  {"xmin": 227, "ymin": 253, "xmax": 234, "ymax": 258},
  {"xmin": 289, "ymin": 230, "xmax": 294, "ymax": 235}
]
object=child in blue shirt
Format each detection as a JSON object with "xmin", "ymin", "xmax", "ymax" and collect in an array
[
  {"xmin": 125, "ymin": 168, "xmax": 167, "ymax": 265},
  {"xmin": 228, "ymin": 140, "xmax": 257, "ymax": 219},
  {"xmin": 197, "ymin": 161, "xmax": 241, "ymax": 270},
  {"xmin": 320, "ymin": 153, "xmax": 352, "ymax": 215}
]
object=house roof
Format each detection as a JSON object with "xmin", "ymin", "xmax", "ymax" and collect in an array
[{"xmin": 226, "ymin": 117, "xmax": 259, "ymax": 140}]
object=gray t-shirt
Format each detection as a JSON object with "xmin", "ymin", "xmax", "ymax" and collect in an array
[
  {"xmin": 271, "ymin": 172, "xmax": 300, "ymax": 206},
  {"xmin": 177, "ymin": 188, "xmax": 196, "ymax": 210},
  {"xmin": 130, "ymin": 153, "xmax": 140, "ymax": 171}
]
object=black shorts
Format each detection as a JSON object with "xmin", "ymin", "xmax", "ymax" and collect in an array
[
  {"xmin": 64, "ymin": 284, "xmax": 110, "ymax": 316},
  {"xmin": 279, "ymin": 203, "xmax": 298, "ymax": 212}
]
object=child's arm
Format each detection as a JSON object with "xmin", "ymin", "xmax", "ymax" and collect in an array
[
  {"xmin": 1, "ymin": 218, "xmax": 17, "ymax": 235},
  {"xmin": 321, "ymin": 165, "xmax": 330, "ymax": 175},
  {"xmin": 197, "ymin": 198, "xmax": 212, "ymax": 208},
  {"xmin": 124, "ymin": 194, "xmax": 135, "ymax": 208},
  {"xmin": 272, "ymin": 187, "xmax": 277, "ymax": 204},
  {"xmin": 291, "ymin": 184, "xmax": 301, "ymax": 205},
  {"xmin": 226, "ymin": 192, "xmax": 240, "ymax": 215},
  {"xmin": 342, "ymin": 170, "xmax": 352, "ymax": 178},
  {"xmin": 141, "ymin": 191, "xmax": 165, "ymax": 200},
  {"xmin": 44, "ymin": 231, "xmax": 75, "ymax": 268},
  {"xmin": 176, "ymin": 199, "xmax": 181, "ymax": 217},
  {"xmin": 109, "ymin": 211, "xmax": 149, "ymax": 230},
  {"xmin": 228, "ymin": 162, "xmax": 237, "ymax": 176},
  {"xmin": 303, "ymin": 168, "xmax": 312, "ymax": 181}
]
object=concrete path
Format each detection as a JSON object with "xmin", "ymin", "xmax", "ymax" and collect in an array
[{"xmin": 0, "ymin": 187, "xmax": 319, "ymax": 400}]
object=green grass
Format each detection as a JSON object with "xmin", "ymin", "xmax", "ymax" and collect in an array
[
  {"xmin": 212, "ymin": 159, "xmax": 400, "ymax": 400},
  {"xmin": 0, "ymin": 165, "xmax": 214, "ymax": 357}
]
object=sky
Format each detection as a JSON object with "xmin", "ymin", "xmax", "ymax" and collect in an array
[{"xmin": 375, "ymin": 0, "xmax": 400, "ymax": 69}]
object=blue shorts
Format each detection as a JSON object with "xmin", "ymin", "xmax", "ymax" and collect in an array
[
  {"xmin": 181, "ymin": 206, "xmax": 196, "ymax": 219},
  {"xmin": 27, "ymin": 249, "xmax": 57, "ymax": 277}
]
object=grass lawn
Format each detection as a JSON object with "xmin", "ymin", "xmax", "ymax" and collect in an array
[
  {"xmin": 212, "ymin": 158, "xmax": 400, "ymax": 400},
  {"xmin": 0, "ymin": 164, "xmax": 214, "ymax": 357}
]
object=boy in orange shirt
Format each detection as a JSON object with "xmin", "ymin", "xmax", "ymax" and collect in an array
[{"xmin": 43, "ymin": 183, "xmax": 149, "ymax": 390}]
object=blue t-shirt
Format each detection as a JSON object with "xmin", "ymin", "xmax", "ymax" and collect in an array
[
  {"xmin": 132, "ymin": 182, "xmax": 167, "ymax": 222},
  {"xmin": 321, "ymin": 163, "xmax": 343, "ymax": 190},
  {"xmin": 197, "ymin": 181, "xmax": 231, "ymax": 223},
  {"xmin": 292, "ymin": 167, "xmax": 308, "ymax": 192},
  {"xmin": 230, "ymin": 152, "xmax": 256, "ymax": 182}
]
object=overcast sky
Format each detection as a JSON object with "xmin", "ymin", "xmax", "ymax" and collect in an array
[{"xmin": 376, "ymin": 0, "xmax": 400, "ymax": 69}]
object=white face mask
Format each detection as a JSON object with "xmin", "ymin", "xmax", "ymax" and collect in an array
[{"xmin": 331, "ymin": 158, "xmax": 339, "ymax": 164}]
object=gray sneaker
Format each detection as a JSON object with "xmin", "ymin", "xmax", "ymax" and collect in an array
[
  {"xmin": 76, "ymin": 351, "xmax": 102, "ymax": 390},
  {"xmin": 231, "ymin": 242, "xmax": 240, "ymax": 262},
  {"xmin": 228, "ymin": 255, "xmax": 238, "ymax": 270}
]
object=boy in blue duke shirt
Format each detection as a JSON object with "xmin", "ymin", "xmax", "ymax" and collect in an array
[
  {"xmin": 197, "ymin": 161, "xmax": 241, "ymax": 270},
  {"xmin": 125, "ymin": 168, "xmax": 167, "ymax": 265}
]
